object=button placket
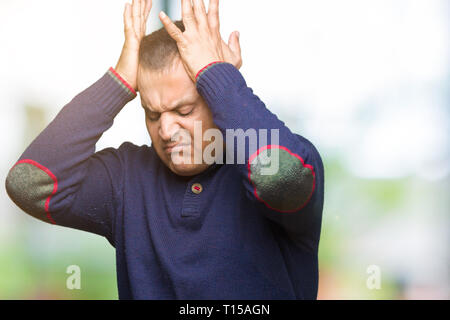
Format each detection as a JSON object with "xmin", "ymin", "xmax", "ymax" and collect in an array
[
  {"xmin": 180, "ymin": 164, "xmax": 219, "ymax": 219},
  {"xmin": 181, "ymin": 182, "xmax": 202, "ymax": 218}
]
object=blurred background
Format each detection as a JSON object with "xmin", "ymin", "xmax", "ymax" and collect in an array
[{"xmin": 0, "ymin": 0, "xmax": 448, "ymax": 299}]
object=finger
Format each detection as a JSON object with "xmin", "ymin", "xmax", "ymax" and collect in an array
[
  {"xmin": 132, "ymin": 0, "xmax": 140, "ymax": 19},
  {"xmin": 144, "ymin": 0, "xmax": 153, "ymax": 21},
  {"xmin": 192, "ymin": 0, "xmax": 208, "ymax": 28},
  {"xmin": 124, "ymin": 3, "xmax": 133, "ymax": 36},
  {"xmin": 134, "ymin": 0, "xmax": 143, "ymax": 35},
  {"xmin": 140, "ymin": 0, "xmax": 145, "ymax": 19},
  {"xmin": 132, "ymin": 1, "xmax": 139, "ymax": 26},
  {"xmin": 182, "ymin": 0, "xmax": 196, "ymax": 29},
  {"xmin": 140, "ymin": 0, "xmax": 147, "ymax": 34},
  {"xmin": 207, "ymin": 0, "xmax": 219, "ymax": 32},
  {"xmin": 228, "ymin": 31, "xmax": 241, "ymax": 56},
  {"xmin": 160, "ymin": 11, "xmax": 184, "ymax": 42}
]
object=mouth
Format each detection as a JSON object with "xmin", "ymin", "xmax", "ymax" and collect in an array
[{"xmin": 164, "ymin": 143, "xmax": 191, "ymax": 154}]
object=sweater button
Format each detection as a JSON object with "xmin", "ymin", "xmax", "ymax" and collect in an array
[{"xmin": 191, "ymin": 183, "xmax": 203, "ymax": 194}]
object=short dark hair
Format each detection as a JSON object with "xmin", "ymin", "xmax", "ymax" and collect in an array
[{"xmin": 139, "ymin": 20, "xmax": 185, "ymax": 71}]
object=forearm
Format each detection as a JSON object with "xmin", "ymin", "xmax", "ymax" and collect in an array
[{"xmin": 5, "ymin": 68, "xmax": 135, "ymax": 223}]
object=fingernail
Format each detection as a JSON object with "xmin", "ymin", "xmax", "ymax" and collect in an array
[
  {"xmin": 160, "ymin": 11, "xmax": 166, "ymax": 18},
  {"xmin": 236, "ymin": 31, "xmax": 240, "ymax": 38}
]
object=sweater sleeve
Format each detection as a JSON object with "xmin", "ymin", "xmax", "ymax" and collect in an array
[
  {"xmin": 196, "ymin": 63, "xmax": 325, "ymax": 243},
  {"xmin": 5, "ymin": 68, "xmax": 136, "ymax": 243}
]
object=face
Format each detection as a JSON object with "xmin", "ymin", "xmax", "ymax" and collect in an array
[{"xmin": 137, "ymin": 57, "xmax": 219, "ymax": 177}]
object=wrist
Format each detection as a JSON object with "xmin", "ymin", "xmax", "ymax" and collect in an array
[
  {"xmin": 109, "ymin": 67, "xmax": 137, "ymax": 96},
  {"xmin": 115, "ymin": 44, "xmax": 140, "ymax": 91}
]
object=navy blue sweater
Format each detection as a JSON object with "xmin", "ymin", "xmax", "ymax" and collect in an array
[{"xmin": 6, "ymin": 63, "xmax": 324, "ymax": 299}]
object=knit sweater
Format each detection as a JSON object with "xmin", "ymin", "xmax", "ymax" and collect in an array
[{"xmin": 5, "ymin": 63, "xmax": 324, "ymax": 299}]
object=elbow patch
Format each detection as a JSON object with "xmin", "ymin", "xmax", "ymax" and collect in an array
[
  {"xmin": 5, "ymin": 160, "xmax": 57, "ymax": 224},
  {"xmin": 248, "ymin": 146, "xmax": 315, "ymax": 213}
]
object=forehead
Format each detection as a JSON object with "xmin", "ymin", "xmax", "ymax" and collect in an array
[{"xmin": 137, "ymin": 59, "xmax": 198, "ymax": 112}]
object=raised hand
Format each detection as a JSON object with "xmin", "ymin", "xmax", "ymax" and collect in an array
[
  {"xmin": 159, "ymin": 0, "xmax": 242, "ymax": 82},
  {"xmin": 115, "ymin": 0, "xmax": 153, "ymax": 91},
  {"xmin": 208, "ymin": 0, "xmax": 242, "ymax": 71}
]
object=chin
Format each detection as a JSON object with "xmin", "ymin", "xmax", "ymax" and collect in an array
[
  {"xmin": 163, "ymin": 152, "xmax": 207, "ymax": 176},
  {"xmin": 169, "ymin": 162, "xmax": 209, "ymax": 177},
  {"xmin": 155, "ymin": 147, "xmax": 210, "ymax": 177}
]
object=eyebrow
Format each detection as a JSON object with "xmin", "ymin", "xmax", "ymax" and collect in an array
[{"xmin": 142, "ymin": 95, "xmax": 199, "ymax": 113}]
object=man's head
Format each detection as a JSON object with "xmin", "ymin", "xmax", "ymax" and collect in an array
[{"xmin": 137, "ymin": 21, "xmax": 219, "ymax": 177}]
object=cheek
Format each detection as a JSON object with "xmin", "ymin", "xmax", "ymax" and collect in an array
[
  {"xmin": 193, "ymin": 103, "xmax": 215, "ymax": 128},
  {"xmin": 181, "ymin": 109, "xmax": 215, "ymax": 146},
  {"xmin": 178, "ymin": 123, "xmax": 195, "ymax": 145}
]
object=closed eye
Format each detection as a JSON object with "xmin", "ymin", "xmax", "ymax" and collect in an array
[
  {"xmin": 145, "ymin": 109, "xmax": 160, "ymax": 121},
  {"xmin": 177, "ymin": 109, "xmax": 194, "ymax": 117},
  {"xmin": 176, "ymin": 105, "xmax": 195, "ymax": 117},
  {"xmin": 144, "ymin": 105, "xmax": 195, "ymax": 121}
]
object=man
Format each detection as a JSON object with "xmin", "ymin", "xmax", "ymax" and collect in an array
[{"xmin": 5, "ymin": 0, "xmax": 324, "ymax": 300}]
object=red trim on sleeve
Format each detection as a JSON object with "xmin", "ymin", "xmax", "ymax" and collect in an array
[
  {"xmin": 109, "ymin": 67, "xmax": 137, "ymax": 95},
  {"xmin": 12, "ymin": 159, "xmax": 58, "ymax": 225},
  {"xmin": 195, "ymin": 61, "xmax": 226, "ymax": 82},
  {"xmin": 247, "ymin": 145, "xmax": 316, "ymax": 213}
]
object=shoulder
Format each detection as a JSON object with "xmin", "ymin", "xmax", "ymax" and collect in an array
[
  {"xmin": 93, "ymin": 142, "xmax": 159, "ymax": 170},
  {"xmin": 116, "ymin": 141, "xmax": 152, "ymax": 155},
  {"xmin": 116, "ymin": 142, "xmax": 157, "ymax": 165}
]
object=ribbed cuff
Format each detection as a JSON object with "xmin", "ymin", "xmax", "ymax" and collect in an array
[
  {"xmin": 195, "ymin": 63, "xmax": 246, "ymax": 107},
  {"xmin": 81, "ymin": 68, "xmax": 137, "ymax": 118},
  {"xmin": 108, "ymin": 67, "xmax": 137, "ymax": 95},
  {"xmin": 195, "ymin": 61, "xmax": 226, "ymax": 82}
]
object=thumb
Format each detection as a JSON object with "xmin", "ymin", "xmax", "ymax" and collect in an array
[{"xmin": 228, "ymin": 31, "xmax": 241, "ymax": 56}]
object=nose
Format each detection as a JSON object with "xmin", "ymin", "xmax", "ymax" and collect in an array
[{"xmin": 159, "ymin": 112, "xmax": 180, "ymax": 142}]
